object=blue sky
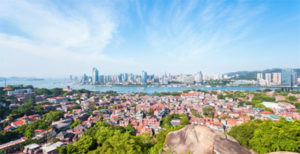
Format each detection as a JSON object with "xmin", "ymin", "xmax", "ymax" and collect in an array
[{"xmin": 0, "ymin": 0, "xmax": 299, "ymax": 78}]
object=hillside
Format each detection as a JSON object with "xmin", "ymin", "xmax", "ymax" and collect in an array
[{"xmin": 225, "ymin": 68, "xmax": 300, "ymax": 80}]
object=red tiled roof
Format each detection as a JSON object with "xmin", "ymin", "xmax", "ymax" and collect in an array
[
  {"xmin": 228, "ymin": 119, "xmax": 237, "ymax": 126},
  {"xmin": 4, "ymin": 125, "xmax": 13, "ymax": 131},
  {"xmin": 48, "ymin": 97, "xmax": 66, "ymax": 100},
  {"xmin": 12, "ymin": 120, "xmax": 26, "ymax": 127},
  {"xmin": 181, "ymin": 92, "xmax": 201, "ymax": 97},
  {"xmin": 261, "ymin": 111, "xmax": 272, "ymax": 114},
  {"xmin": 3, "ymin": 88, "xmax": 12, "ymax": 91},
  {"xmin": 34, "ymin": 129, "xmax": 44, "ymax": 133}
]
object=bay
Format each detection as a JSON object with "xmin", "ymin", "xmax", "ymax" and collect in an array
[{"xmin": 0, "ymin": 79, "xmax": 299, "ymax": 93}]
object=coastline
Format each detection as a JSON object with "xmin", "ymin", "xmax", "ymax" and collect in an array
[{"xmin": 0, "ymin": 79, "xmax": 299, "ymax": 93}]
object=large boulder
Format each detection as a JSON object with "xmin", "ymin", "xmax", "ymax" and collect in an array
[{"xmin": 164, "ymin": 125, "xmax": 255, "ymax": 154}]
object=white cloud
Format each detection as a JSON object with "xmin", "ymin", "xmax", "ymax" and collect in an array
[
  {"xmin": 0, "ymin": 1, "xmax": 130, "ymax": 64},
  {"xmin": 0, "ymin": 0, "xmax": 141, "ymax": 77},
  {"xmin": 141, "ymin": 0, "xmax": 265, "ymax": 60}
]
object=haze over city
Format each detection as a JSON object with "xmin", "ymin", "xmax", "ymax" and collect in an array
[{"xmin": 0, "ymin": 0, "xmax": 299, "ymax": 78}]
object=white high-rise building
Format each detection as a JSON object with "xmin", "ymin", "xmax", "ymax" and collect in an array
[
  {"xmin": 265, "ymin": 73, "xmax": 272, "ymax": 86},
  {"xmin": 257, "ymin": 73, "xmax": 265, "ymax": 86},
  {"xmin": 272, "ymin": 72, "xmax": 281, "ymax": 85},
  {"xmin": 292, "ymin": 72, "xmax": 297, "ymax": 87},
  {"xmin": 257, "ymin": 73, "xmax": 263, "ymax": 80}
]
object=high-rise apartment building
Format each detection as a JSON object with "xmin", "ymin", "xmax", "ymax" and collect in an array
[
  {"xmin": 265, "ymin": 73, "xmax": 272, "ymax": 86},
  {"xmin": 272, "ymin": 72, "xmax": 281, "ymax": 85},
  {"xmin": 257, "ymin": 73, "xmax": 263, "ymax": 80},
  {"xmin": 292, "ymin": 72, "xmax": 297, "ymax": 86}
]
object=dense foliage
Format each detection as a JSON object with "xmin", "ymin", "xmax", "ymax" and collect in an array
[
  {"xmin": 70, "ymin": 120, "xmax": 81, "ymax": 129},
  {"xmin": 0, "ymin": 111, "xmax": 63, "ymax": 144},
  {"xmin": 161, "ymin": 114, "xmax": 189, "ymax": 128},
  {"xmin": 153, "ymin": 92, "xmax": 181, "ymax": 96},
  {"xmin": 0, "ymin": 86, "xmax": 65, "ymax": 122},
  {"xmin": 58, "ymin": 114, "xmax": 189, "ymax": 154},
  {"xmin": 149, "ymin": 125, "xmax": 183, "ymax": 154},
  {"xmin": 228, "ymin": 119, "xmax": 300, "ymax": 154},
  {"xmin": 202, "ymin": 106, "xmax": 214, "ymax": 117},
  {"xmin": 58, "ymin": 122, "xmax": 154, "ymax": 154},
  {"xmin": 191, "ymin": 109, "xmax": 202, "ymax": 118}
]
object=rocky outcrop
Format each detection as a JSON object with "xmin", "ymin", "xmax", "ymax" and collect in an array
[{"xmin": 164, "ymin": 125, "xmax": 255, "ymax": 154}]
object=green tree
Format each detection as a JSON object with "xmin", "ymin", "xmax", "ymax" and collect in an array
[
  {"xmin": 70, "ymin": 120, "xmax": 81, "ymax": 129},
  {"xmin": 229, "ymin": 119, "xmax": 300, "ymax": 154},
  {"xmin": 125, "ymin": 124, "xmax": 136, "ymax": 136},
  {"xmin": 74, "ymin": 136, "xmax": 96, "ymax": 153},
  {"xmin": 191, "ymin": 109, "xmax": 202, "ymax": 118},
  {"xmin": 180, "ymin": 114, "xmax": 190, "ymax": 126},
  {"xmin": 24, "ymin": 125, "xmax": 34, "ymax": 138},
  {"xmin": 228, "ymin": 120, "xmax": 260, "ymax": 147},
  {"xmin": 203, "ymin": 106, "xmax": 214, "ymax": 117},
  {"xmin": 287, "ymin": 96, "xmax": 297, "ymax": 102},
  {"xmin": 98, "ymin": 131, "xmax": 142, "ymax": 154}
]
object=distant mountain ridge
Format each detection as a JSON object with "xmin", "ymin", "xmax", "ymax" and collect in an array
[
  {"xmin": 0, "ymin": 77, "xmax": 44, "ymax": 81},
  {"xmin": 225, "ymin": 68, "xmax": 300, "ymax": 80}
]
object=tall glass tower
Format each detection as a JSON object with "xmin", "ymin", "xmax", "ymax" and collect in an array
[
  {"xmin": 141, "ymin": 71, "xmax": 147, "ymax": 85},
  {"xmin": 281, "ymin": 68, "xmax": 292, "ymax": 87},
  {"xmin": 92, "ymin": 68, "xmax": 99, "ymax": 84},
  {"xmin": 198, "ymin": 71, "xmax": 203, "ymax": 84}
]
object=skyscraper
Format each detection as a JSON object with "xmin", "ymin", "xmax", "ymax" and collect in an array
[
  {"xmin": 256, "ymin": 73, "xmax": 263, "ymax": 80},
  {"xmin": 281, "ymin": 68, "xmax": 293, "ymax": 87},
  {"xmin": 141, "ymin": 71, "xmax": 147, "ymax": 85},
  {"xmin": 194, "ymin": 71, "xmax": 203, "ymax": 84},
  {"xmin": 99, "ymin": 75, "xmax": 105, "ymax": 84},
  {"xmin": 198, "ymin": 71, "xmax": 203, "ymax": 84},
  {"xmin": 272, "ymin": 72, "xmax": 281, "ymax": 85},
  {"xmin": 292, "ymin": 71, "xmax": 297, "ymax": 87},
  {"xmin": 92, "ymin": 68, "xmax": 99, "ymax": 84},
  {"xmin": 82, "ymin": 74, "xmax": 88, "ymax": 83},
  {"xmin": 265, "ymin": 73, "xmax": 272, "ymax": 86},
  {"xmin": 118, "ymin": 74, "xmax": 123, "ymax": 83},
  {"xmin": 124, "ymin": 73, "xmax": 128, "ymax": 82}
]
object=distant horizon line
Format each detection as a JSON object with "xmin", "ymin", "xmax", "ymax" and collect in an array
[{"xmin": 0, "ymin": 67, "xmax": 299, "ymax": 79}]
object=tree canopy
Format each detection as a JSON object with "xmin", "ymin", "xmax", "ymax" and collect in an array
[{"xmin": 228, "ymin": 119, "xmax": 300, "ymax": 154}]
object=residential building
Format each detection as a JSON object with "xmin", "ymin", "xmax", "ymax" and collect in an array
[
  {"xmin": 272, "ymin": 72, "xmax": 281, "ymax": 85},
  {"xmin": 265, "ymin": 73, "xmax": 272, "ymax": 86}
]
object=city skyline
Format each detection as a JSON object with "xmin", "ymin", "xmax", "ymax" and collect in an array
[
  {"xmin": 0, "ymin": 0, "xmax": 300, "ymax": 78},
  {"xmin": 70, "ymin": 67, "xmax": 299, "ymax": 88}
]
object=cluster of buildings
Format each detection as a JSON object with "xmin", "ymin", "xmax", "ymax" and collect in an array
[
  {"xmin": 256, "ymin": 68, "xmax": 298, "ymax": 87},
  {"xmin": 70, "ymin": 68, "xmax": 300, "ymax": 87},
  {"xmin": 71, "ymin": 68, "xmax": 239, "ymax": 85},
  {"xmin": 72, "ymin": 68, "xmax": 206, "ymax": 85},
  {"xmin": 4, "ymin": 114, "xmax": 41, "ymax": 131},
  {"xmin": 1, "ymin": 86, "xmax": 300, "ymax": 153},
  {"xmin": 0, "ymin": 89, "xmax": 100, "ymax": 153}
]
